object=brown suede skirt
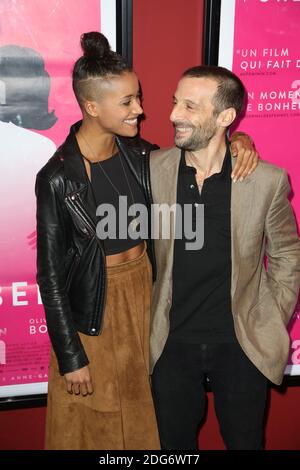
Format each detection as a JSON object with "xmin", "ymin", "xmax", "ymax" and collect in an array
[{"xmin": 45, "ymin": 245, "xmax": 160, "ymax": 450}]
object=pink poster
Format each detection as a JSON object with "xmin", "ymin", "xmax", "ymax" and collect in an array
[
  {"xmin": 0, "ymin": 0, "xmax": 104, "ymax": 397},
  {"xmin": 227, "ymin": 0, "xmax": 300, "ymax": 374}
]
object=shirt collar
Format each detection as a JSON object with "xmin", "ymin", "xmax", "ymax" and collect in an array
[{"xmin": 180, "ymin": 138, "xmax": 232, "ymax": 180}]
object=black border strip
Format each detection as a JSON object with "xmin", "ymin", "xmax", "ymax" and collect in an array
[
  {"xmin": 0, "ymin": 394, "xmax": 47, "ymax": 411},
  {"xmin": 116, "ymin": 0, "xmax": 133, "ymax": 66},
  {"xmin": 203, "ymin": 0, "xmax": 221, "ymax": 65}
]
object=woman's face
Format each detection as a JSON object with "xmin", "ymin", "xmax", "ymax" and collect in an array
[{"xmin": 92, "ymin": 71, "xmax": 143, "ymax": 137}]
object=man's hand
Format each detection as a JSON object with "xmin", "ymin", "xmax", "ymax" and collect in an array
[
  {"xmin": 64, "ymin": 365, "xmax": 94, "ymax": 396},
  {"xmin": 231, "ymin": 132, "xmax": 259, "ymax": 182}
]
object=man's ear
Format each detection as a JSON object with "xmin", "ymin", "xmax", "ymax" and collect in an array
[
  {"xmin": 217, "ymin": 107, "xmax": 236, "ymax": 129},
  {"xmin": 83, "ymin": 100, "xmax": 99, "ymax": 118}
]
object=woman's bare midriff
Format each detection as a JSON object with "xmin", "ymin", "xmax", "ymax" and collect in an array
[{"xmin": 106, "ymin": 242, "xmax": 144, "ymax": 267}]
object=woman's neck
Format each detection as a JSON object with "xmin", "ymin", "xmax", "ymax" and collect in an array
[{"xmin": 77, "ymin": 121, "xmax": 117, "ymax": 162}]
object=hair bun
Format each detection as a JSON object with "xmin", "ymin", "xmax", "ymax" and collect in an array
[{"xmin": 80, "ymin": 31, "xmax": 111, "ymax": 59}]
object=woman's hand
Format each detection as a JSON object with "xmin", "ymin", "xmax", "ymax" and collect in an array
[
  {"xmin": 64, "ymin": 365, "xmax": 94, "ymax": 396},
  {"xmin": 231, "ymin": 132, "xmax": 259, "ymax": 182}
]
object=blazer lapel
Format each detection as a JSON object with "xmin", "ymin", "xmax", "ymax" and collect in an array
[
  {"xmin": 150, "ymin": 147, "xmax": 181, "ymax": 280},
  {"xmin": 231, "ymin": 156, "xmax": 256, "ymax": 297},
  {"xmin": 152, "ymin": 150, "xmax": 257, "ymax": 300},
  {"xmin": 159, "ymin": 149, "xmax": 181, "ymax": 203},
  {"xmin": 150, "ymin": 148, "xmax": 181, "ymax": 370}
]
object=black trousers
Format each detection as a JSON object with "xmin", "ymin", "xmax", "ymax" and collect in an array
[{"xmin": 151, "ymin": 339, "xmax": 268, "ymax": 450}]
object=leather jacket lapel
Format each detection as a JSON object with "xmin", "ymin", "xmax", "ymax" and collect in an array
[
  {"xmin": 116, "ymin": 135, "xmax": 142, "ymax": 186},
  {"xmin": 62, "ymin": 122, "xmax": 98, "ymax": 227}
]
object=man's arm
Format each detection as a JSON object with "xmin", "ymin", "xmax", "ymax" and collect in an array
[
  {"xmin": 231, "ymin": 131, "xmax": 259, "ymax": 182},
  {"xmin": 265, "ymin": 171, "xmax": 300, "ymax": 325}
]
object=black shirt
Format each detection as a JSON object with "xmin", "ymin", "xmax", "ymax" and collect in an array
[
  {"xmin": 169, "ymin": 143, "xmax": 236, "ymax": 343},
  {"xmin": 90, "ymin": 152, "xmax": 146, "ymax": 255}
]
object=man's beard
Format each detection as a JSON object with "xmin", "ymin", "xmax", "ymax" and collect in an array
[{"xmin": 173, "ymin": 117, "xmax": 217, "ymax": 151}]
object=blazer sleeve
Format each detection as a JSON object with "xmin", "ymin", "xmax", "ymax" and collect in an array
[
  {"xmin": 35, "ymin": 174, "xmax": 89, "ymax": 375},
  {"xmin": 265, "ymin": 170, "xmax": 300, "ymax": 325}
]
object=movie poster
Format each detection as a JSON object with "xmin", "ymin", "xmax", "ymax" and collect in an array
[
  {"xmin": 0, "ymin": 0, "xmax": 116, "ymax": 397},
  {"xmin": 219, "ymin": 0, "xmax": 300, "ymax": 375}
]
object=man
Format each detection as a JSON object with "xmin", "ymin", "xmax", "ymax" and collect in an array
[{"xmin": 150, "ymin": 66, "xmax": 300, "ymax": 450}]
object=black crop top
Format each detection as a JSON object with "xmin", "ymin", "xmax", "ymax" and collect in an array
[{"xmin": 89, "ymin": 152, "xmax": 147, "ymax": 255}]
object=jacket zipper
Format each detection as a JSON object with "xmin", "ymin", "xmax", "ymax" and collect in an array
[
  {"xmin": 141, "ymin": 149, "xmax": 157, "ymax": 281},
  {"xmin": 65, "ymin": 193, "xmax": 107, "ymax": 335},
  {"xmin": 65, "ymin": 253, "xmax": 80, "ymax": 290}
]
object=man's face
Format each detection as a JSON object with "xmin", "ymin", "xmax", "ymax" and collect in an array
[{"xmin": 170, "ymin": 76, "xmax": 219, "ymax": 151}]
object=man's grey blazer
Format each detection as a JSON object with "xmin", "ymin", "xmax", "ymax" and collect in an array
[{"xmin": 150, "ymin": 147, "xmax": 300, "ymax": 385}]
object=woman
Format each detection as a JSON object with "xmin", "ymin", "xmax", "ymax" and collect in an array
[{"xmin": 36, "ymin": 32, "xmax": 257, "ymax": 450}]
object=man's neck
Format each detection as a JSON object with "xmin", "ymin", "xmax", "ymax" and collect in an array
[{"xmin": 186, "ymin": 135, "xmax": 227, "ymax": 178}]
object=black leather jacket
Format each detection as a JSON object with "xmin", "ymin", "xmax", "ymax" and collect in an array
[{"xmin": 36, "ymin": 121, "xmax": 157, "ymax": 375}]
